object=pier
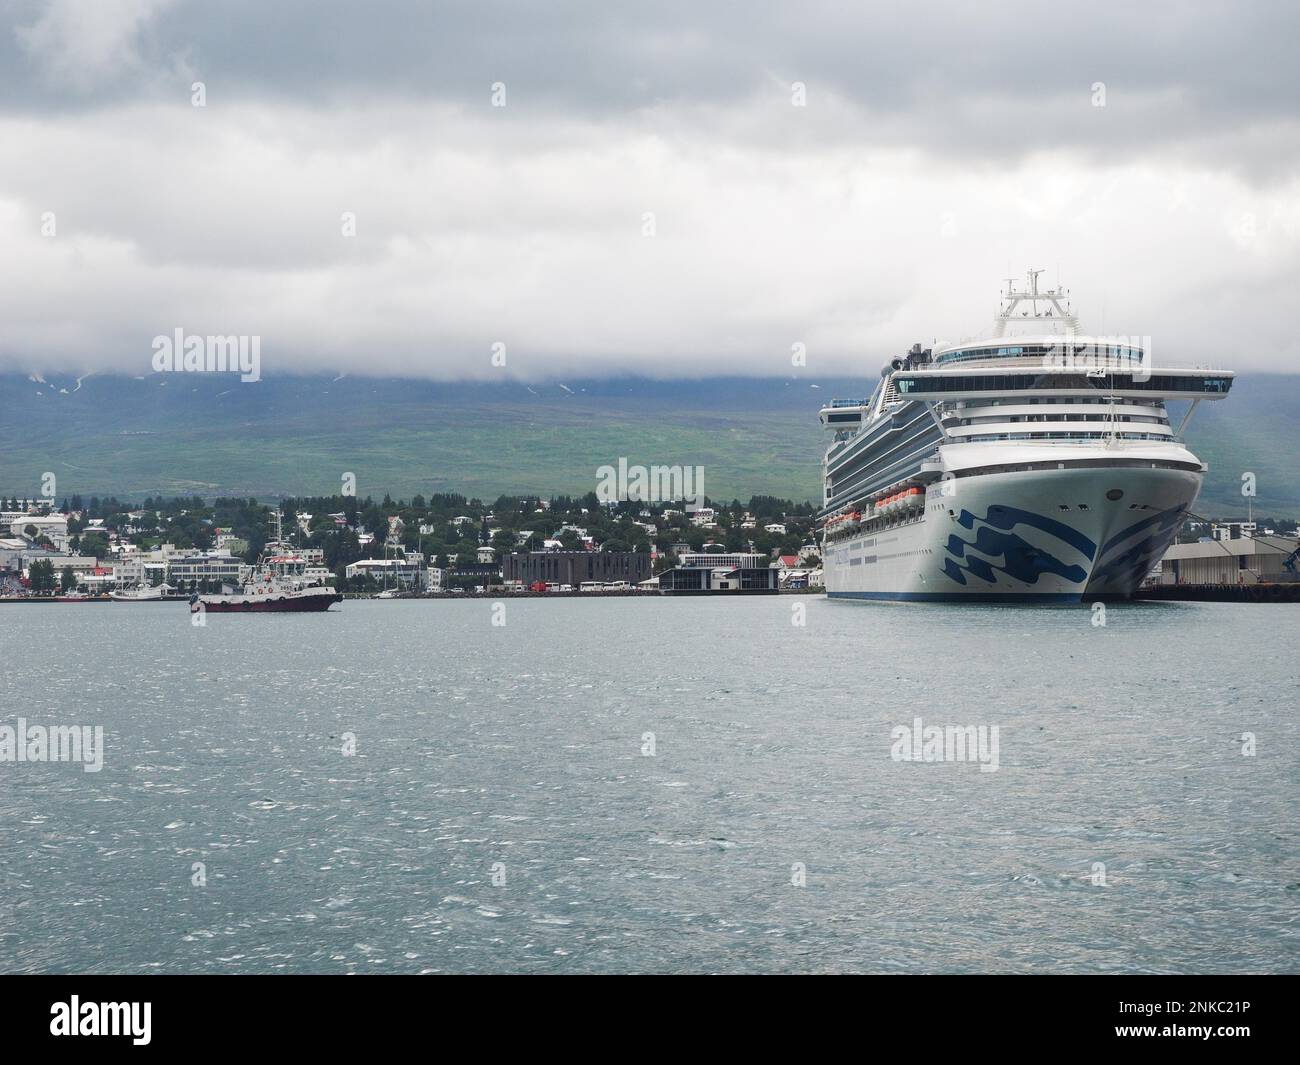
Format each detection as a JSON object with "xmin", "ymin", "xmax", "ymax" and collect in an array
[{"xmin": 1134, "ymin": 582, "xmax": 1300, "ymax": 603}]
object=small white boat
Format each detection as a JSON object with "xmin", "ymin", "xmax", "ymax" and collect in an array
[{"xmin": 110, "ymin": 584, "xmax": 168, "ymax": 601}]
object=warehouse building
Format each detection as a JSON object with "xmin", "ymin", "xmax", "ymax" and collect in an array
[{"xmin": 1155, "ymin": 534, "xmax": 1299, "ymax": 585}]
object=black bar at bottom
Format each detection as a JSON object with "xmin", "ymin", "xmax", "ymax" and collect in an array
[{"xmin": 1, "ymin": 974, "xmax": 1289, "ymax": 1052}]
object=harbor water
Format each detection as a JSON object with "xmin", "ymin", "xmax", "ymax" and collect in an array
[{"xmin": 1, "ymin": 598, "xmax": 1296, "ymax": 973}]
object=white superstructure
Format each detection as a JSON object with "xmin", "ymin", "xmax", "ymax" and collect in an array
[{"xmin": 819, "ymin": 272, "xmax": 1233, "ymax": 601}]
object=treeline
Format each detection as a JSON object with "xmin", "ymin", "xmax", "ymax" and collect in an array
[
  {"xmin": 8, "ymin": 491, "xmax": 822, "ymax": 582},
  {"xmin": 278, "ymin": 492, "xmax": 820, "ymax": 575}
]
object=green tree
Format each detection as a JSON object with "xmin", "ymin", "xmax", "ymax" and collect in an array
[
  {"xmin": 28, "ymin": 559, "xmax": 56, "ymax": 594},
  {"xmin": 79, "ymin": 532, "xmax": 109, "ymax": 558}
]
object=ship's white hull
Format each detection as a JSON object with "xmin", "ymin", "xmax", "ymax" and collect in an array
[
  {"xmin": 110, "ymin": 587, "xmax": 165, "ymax": 601},
  {"xmin": 824, "ymin": 459, "xmax": 1201, "ymax": 602}
]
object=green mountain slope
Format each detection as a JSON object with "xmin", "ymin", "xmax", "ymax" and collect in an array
[{"xmin": 1, "ymin": 372, "xmax": 1294, "ymax": 515}]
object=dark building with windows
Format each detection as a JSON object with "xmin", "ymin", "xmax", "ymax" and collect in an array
[
  {"xmin": 502, "ymin": 550, "xmax": 650, "ymax": 587},
  {"xmin": 446, "ymin": 561, "xmax": 501, "ymax": 589}
]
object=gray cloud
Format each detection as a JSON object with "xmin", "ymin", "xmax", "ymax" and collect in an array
[
  {"xmin": 6, "ymin": 1, "xmax": 1300, "ymax": 160},
  {"xmin": 1, "ymin": 1, "xmax": 1297, "ymax": 381}
]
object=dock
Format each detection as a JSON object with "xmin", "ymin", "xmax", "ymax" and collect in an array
[{"xmin": 1134, "ymin": 583, "xmax": 1300, "ymax": 603}]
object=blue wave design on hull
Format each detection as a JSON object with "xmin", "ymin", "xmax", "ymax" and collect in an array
[
  {"xmin": 956, "ymin": 505, "xmax": 1098, "ymax": 558},
  {"xmin": 942, "ymin": 505, "xmax": 1095, "ymax": 588},
  {"xmin": 1089, "ymin": 505, "xmax": 1187, "ymax": 590},
  {"xmin": 1099, "ymin": 504, "xmax": 1186, "ymax": 558}
]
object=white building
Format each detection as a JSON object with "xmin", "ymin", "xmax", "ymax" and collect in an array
[
  {"xmin": 113, "ymin": 544, "xmax": 242, "ymax": 588},
  {"xmin": 8, "ymin": 513, "xmax": 69, "ymax": 550},
  {"xmin": 1212, "ymin": 521, "xmax": 1256, "ymax": 541},
  {"xmin": 23, "ymin": 553, "xmax": 99, "ymax": 579},
  {"xmin": 164, "ymin": 551, "xmax": 243, "ymax": 587},
  {"xmin": 677, "ymin": 551, "xmax": 769, "ymax": 570},
  {"xmin": 345, "ymin": 557, "xmax": 422, "ymax": 586},
  {"xmin": 113, "ymin": 554, "xmax": 169, "ymax": 587}
]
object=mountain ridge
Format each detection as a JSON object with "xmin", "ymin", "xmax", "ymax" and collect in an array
[{"xmin": 1, "ymin": 371, "xmax": 1293, "ymax": 515}]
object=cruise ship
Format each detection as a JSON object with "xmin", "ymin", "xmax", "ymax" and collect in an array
[{"xmin": 819, "ymin": 272, "xmax": 1233, "ymax": 601}]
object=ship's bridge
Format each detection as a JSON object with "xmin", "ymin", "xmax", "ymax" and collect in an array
[
  {"xmin": 893, "ymin": 366, "xmax": 1233, "ymax": 401},
  {"xmin": 819, "ymin": 398, "xmax": 872, "ymax": 434},
  {"xmin": 932, "ymin": 335, "xmax": 1148, "ymax": 370}
]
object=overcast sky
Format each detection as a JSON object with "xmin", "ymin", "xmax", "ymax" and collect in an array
[{"xmin": 2, "ymin": 0, "xmax": 1298, "ymax": 381}]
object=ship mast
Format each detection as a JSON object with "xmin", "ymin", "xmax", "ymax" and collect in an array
[{"xmin": 993, "ymin": 268, "xmax": 1080, "ymax": 337}]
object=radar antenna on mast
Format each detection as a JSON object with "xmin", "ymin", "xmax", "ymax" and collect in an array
[{"xmin": 994, "ymin": 268, "xmax": 1081, "ymax": 337}]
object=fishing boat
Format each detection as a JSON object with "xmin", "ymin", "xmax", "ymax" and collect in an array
[{"xmin": 110, "ymin": 583, "xmax": 170, "ymax": 601}]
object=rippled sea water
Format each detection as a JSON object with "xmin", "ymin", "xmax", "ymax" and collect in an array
[{"xmin": 1, "ymin": 597, "xmax": 1296, "ymax": 974}]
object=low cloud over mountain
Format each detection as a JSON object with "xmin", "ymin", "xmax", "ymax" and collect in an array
[{"xmin": 2, "ymin": 1, "xmax": 1297, "ymax": 380}]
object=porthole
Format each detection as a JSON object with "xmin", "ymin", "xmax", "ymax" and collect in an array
[{"xmin": 1106, "ymin": 489, "xmax": 1124, "ymax": 501}]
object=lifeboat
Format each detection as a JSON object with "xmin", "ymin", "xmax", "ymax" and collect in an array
[{"xmin": 826, "ymin": 512, "xmax": 853, "ymax": 536}]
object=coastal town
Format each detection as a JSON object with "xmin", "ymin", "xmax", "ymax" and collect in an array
[
  {"xmin": 1, "ymin": 490, "xmax": 1297, "ymax": 601},
  {"xmin": 0, "ymin": 491, "xmax": 826, "ymax": 598}
]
